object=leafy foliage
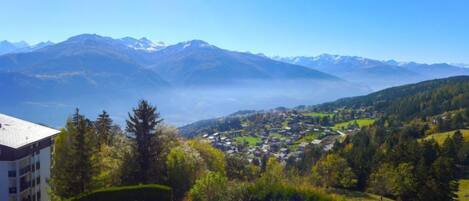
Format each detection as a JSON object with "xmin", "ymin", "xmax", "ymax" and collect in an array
[
  {"xmin": 311, "ymin": 154, "xmax": 357, "ymax": 189},
  {"xmin": 166, "ymin": 144, "xmax": 206, "ymax": 199},
  {"xmin": 190, "ymin": 172, "xmax": 228, "ymax": 201},
  {"xmin": 188, "ymin": 140, "xmax": 226, "ymax": 174}
]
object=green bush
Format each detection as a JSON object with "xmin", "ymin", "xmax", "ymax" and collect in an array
[
  {"xmin": 70, "ymin": 184, "xmax": 172, "ymax": 201},
  {"xmin": 247, "ymin": 182, "xmax": 333, "ymax": 201}
]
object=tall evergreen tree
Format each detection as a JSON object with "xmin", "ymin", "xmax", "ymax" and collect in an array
[
  {"xmin": 50, "ymin": 109, "xmax": 97, "ymax": 199},
  {"xmin": 70, "ymin": 109, "xmax": 97, "ymax": 194},
  {"xmin": 126, "ymin": 100, "xmax": 163, "ymax": 183},
  {"xmin": 95, "ymin": 110, "xmax": 113, "ymax": 146}
]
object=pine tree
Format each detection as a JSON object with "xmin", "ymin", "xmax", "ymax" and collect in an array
[
  {"xmin": 441, "ymin": 137, "xmax": 457, "ymax": 161},
  {"xmin": 428, "ymin": 157, "xmax": 458, "ymax": 201},
  {"xmin": 126, "ymin": 100, "xmax": 163, "ymax": 183},
  {"xmin": 70, "ymin": 109, "xmax": 96, "ymax": 194},
  {"xmin": 95, "ymin": 110, "xmax": 113, "ymax": 146},
  {"xmin": 50, "ymin": 109, "xmax": 97, "ymax": 199},
  {"xmin": 452, "ymin": 130, "xmax": 464, "ymax": 149}
]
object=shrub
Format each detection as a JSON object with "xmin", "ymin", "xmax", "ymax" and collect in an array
[
  {"xmin": 311, "ymin": 154, "xmax": 357, "ymax": 189},
  {"xmin": 70, "ymin": 184, "xmax": 172, "ymax": 201},
  {"xmin": 190, "ymin": 172, "xmax": 228, "ymax": 201},
  {"xmin": 167, "ymin": 144, "xmax": 206, "ymax": 199},
  {"xmin": 248, "ymin": 182, "xmax": 333, "ymax": 201}
]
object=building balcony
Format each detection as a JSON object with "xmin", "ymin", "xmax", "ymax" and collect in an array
[
  {"xmin": 20, "ymin": 182, "xmax": 31, "ymax": 192},
  {"xmin": 19, "ymin": 165, "xmax": 31, "ymax": 176},
  {"xmin": 21, "ymin": 196, "xmax": 31, "ymax": 201}
]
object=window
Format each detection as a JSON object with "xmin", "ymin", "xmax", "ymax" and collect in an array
[
  {"xmin": 36, "ymin": 161, "xmax": 40, "ymax": 170},
  {"xmin": 8, "ymin": 170, "xmax": 16, "ymax": 177},
  {"xmin": 36, "ymin": 176, "xmax": 40, "ymax": 185},
  {"xmin": 37, "ymin": 191, "xmax": 41, "ymax": 201},
  {"xmin": 9, "ymin": 187, "xmax": 17, "ymax": 194}
]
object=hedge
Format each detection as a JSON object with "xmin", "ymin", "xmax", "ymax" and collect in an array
[{"xmin": 70, "ymin": 184, "xmax": 172, "ymax": 201}]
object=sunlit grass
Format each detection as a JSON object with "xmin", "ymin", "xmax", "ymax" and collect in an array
[
  {"xmin": 458, "ymin": 179, "xmax": 469, "ymax": 201},
  {"xmin": 423, "ymin": 129, "xmax": 469, "ymax": 144},
  {"xmin": 235, "ymin": 136, "xmax": 261, "ymax": 146},
  {"xmin": 303, "ymin": 112, "xmax": 334, "ymax": 118},
  {"xmin": 333, "ymin": 118, "xmax": 375, "ymax": 130}
]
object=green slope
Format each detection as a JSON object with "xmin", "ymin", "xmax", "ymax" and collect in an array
[{"xmin": 423, "ymin": 129, "xmax": 469, "ymax": 144}]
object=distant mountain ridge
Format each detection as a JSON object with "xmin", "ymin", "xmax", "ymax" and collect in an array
[
  {"xmin": 273, "ymin": 54, "xmax": 469, "ymax": 90},
  {"xmin": 3, "ymin": 35, "xmax": 467, "ymax": 89},
  {"xmin": 0, "ymin": 40, "xmax": 54, "ymax": 55},
  {"xmin": 0, "ymin": 34, "xmax": 340, "ymax": 86},
  {"xmin": 146, "ymin": 40, "xmax": 338, "ymax": 85}
]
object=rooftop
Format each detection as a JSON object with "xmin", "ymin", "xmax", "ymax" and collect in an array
[{"xmin": 0, "ymin": 113, "xmax": 60, "ymax": 149}]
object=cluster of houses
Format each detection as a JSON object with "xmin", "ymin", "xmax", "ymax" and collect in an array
[
  {"xmin": 189, "ymin": 108, "xmax": 379, "ymax": 164},
  {"xmin": 199, "ymin": 111, "xmax": 342, "ymax": 163}
]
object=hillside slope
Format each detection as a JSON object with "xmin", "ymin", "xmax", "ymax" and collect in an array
[{"xmin": 318, "ymin": 76, "xmax": 469, "ymax": 120}]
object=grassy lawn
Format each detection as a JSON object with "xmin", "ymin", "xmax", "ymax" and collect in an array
[
  {"xmin": 333, "ymin": 118, "xmax": 375, "ymax": 130},
  {"xmin": 303, "ymin": 112, "xmax": 334, "ymax": 118},
  {"xmin": 269, "ymin": 133, "xmax": 283, "ymax": 138},
  {"xmin": 422, "ymin": 129, "xmax": 469, "ymax": 144},
  {"xmin": 235, "ymin": 136, "xmax": 261, "ymax": 146}
]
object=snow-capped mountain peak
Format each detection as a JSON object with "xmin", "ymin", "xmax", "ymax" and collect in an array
[
  {"xmin": 180, "ymin": 40, "xmax": 213, "ymax": 49},
  {"xmin": 119, "ymin": 37, "xmax": 166, "ymax": 52}
]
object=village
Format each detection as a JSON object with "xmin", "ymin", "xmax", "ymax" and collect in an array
[{"xmin": 193, "ymin": 108, "xmax": 378, "ymax": 164}]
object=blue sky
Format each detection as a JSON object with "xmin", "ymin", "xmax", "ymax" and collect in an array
[{"xmin": 1, "ymin": 0, "xmax": 468, "ymax": 63}]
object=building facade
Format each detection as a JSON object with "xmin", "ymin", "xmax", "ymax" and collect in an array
[{"xmin": 0, "ymin": 114, "xmax": 60, "ymax": 201}]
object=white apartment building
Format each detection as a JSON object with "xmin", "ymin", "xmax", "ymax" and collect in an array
[{"xmin": 0, "ymin": 113, "xmax": 60, "ymax": 201}]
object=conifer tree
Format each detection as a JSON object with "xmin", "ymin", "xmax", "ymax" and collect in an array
[
  {"xmin": 95, "ymin": 110, "xmax": 113, "ymax": 146},
  {"xmin": 50, "ymin": 109, "xmax": 97, "ymax": 199},
  {"xmin": 70, "ymin": 109, "xmax": 97, "ymax": 194},
  {"xmin": 126, "ymin": 100, "xmax": 163, "ymax": 183}
]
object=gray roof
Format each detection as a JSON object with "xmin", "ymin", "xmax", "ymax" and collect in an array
[{"xmin": 0, "ymin": 113, "xmax": 60, "ymax": 149}]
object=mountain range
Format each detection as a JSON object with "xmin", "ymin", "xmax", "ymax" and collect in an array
[
  {"xmin": 273, "ymin": 54, "xmax": 469, "ymax": 90},
  {"xmin": 0, "ymin": 34, "xmax": 336, "ymax": 87},
  {"xmin": 0, "ymin": 34, "xmax": 468, "ymax": 126}
]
